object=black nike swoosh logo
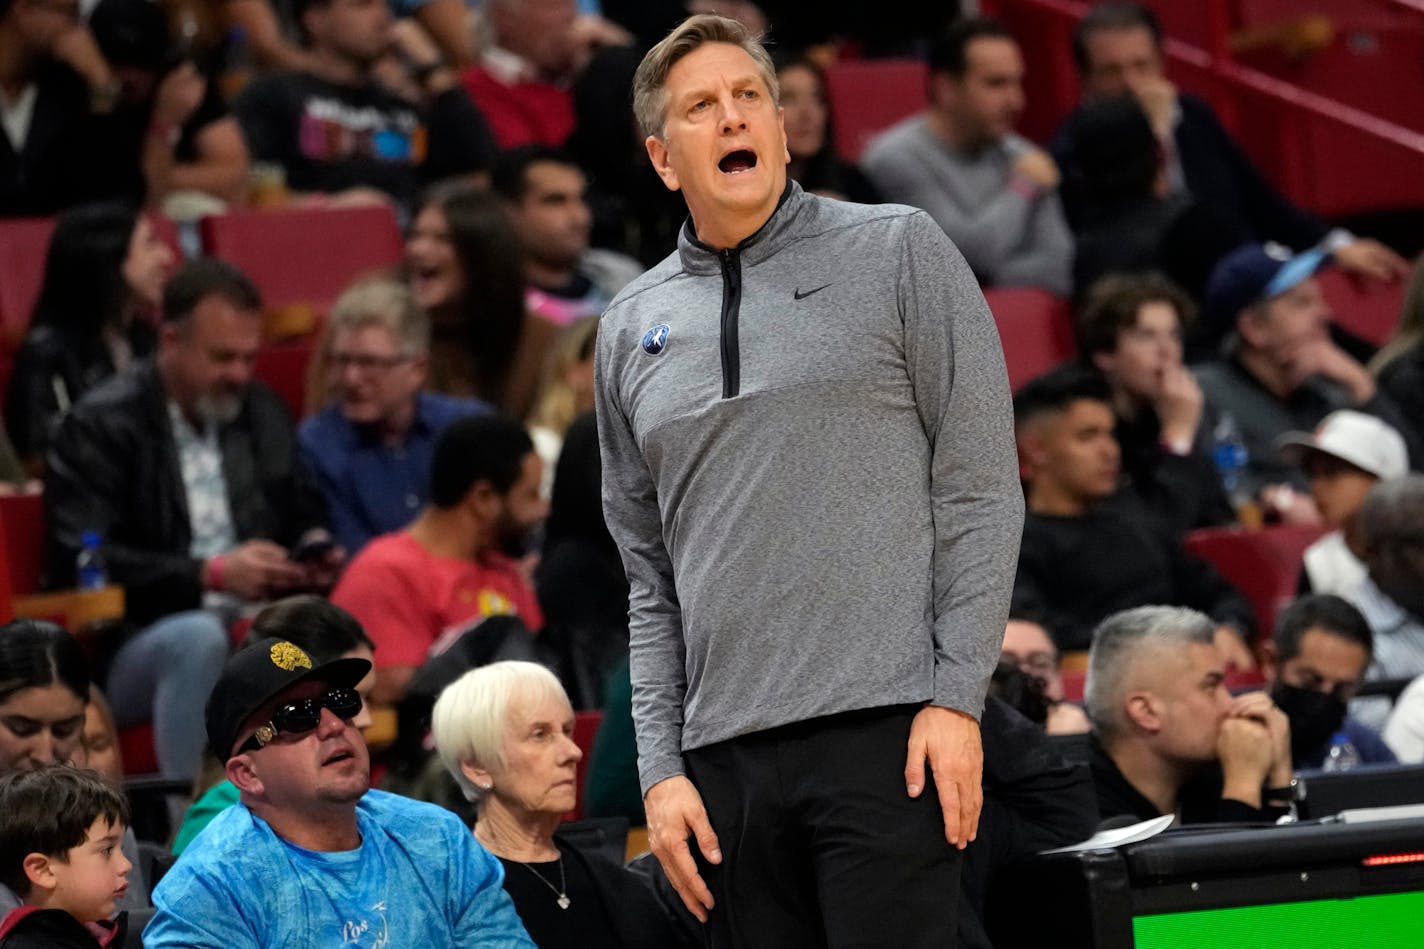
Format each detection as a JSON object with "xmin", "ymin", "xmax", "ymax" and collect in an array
[{"xmin": 794, "ymin": 283, "xmax": 832, "ymax": 300}]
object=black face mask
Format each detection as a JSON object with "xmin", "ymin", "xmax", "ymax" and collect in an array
[{"xmin": 1271, "ymin": 681, "xmax": 1348, "ymax": 763}]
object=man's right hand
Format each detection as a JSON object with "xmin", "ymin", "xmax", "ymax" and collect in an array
[
  {"xmin": 1130, "ymin": 75, "xmax": 1178, "ymax": 140},
  {"xmin": 213, "ymin": 540, "xmax": 308, "ymax": 601},
  {"xmin": 1011, "ymin": 147, "xmax": 1061, "ymax": 192},
  {"xmin": 1154, "ymin": 364, "xmax": 1204, "ymax": 447},
  {"xmin": 644, "ymin": 775, "xmax": 721, "ymax": 923},
  {"xmin": 1217, "ymin": 716, "xmax": 1274, "ymax": 807}
]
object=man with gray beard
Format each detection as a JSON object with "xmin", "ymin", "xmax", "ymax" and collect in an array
[{"xmin": 44, "ymin": 257, "xmax": 337, "ymax": 788}]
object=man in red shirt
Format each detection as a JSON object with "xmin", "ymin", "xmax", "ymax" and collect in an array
[{"xmin": 332, "ymin": 413, "xmax": 548, "ymax": 705}]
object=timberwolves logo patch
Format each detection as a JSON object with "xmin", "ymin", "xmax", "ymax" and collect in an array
[{"xmin": 642, "ymin": 324, "xmax": 670, "ymax": 355}]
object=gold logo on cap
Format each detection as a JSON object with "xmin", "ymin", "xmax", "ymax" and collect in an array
[{"xmin": 269, "ymin": 642, "xmax": 313, "ymax": 672}]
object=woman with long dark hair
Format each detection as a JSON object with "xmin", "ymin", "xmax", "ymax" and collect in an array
[
  {"xmin": 404, "ymin": 183, "xmax": 558, "ymax": 420},
  {"xmin": 777, "ymin": 56, "xmax": 882, "ymax": 205},
  {"xmin": 5, "ymin": 201, "xmax": 175, "ymax": 468}
]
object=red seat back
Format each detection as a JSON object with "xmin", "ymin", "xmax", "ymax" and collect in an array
[
  {"xmin": 982, "ymin": 288, "xmax": 1077, "ymax": 390},
  {"xmin": 1183, "ymin": 524, "xmax": 1326, "ymax": 638},
  {"xmin": 252, "ymin": 339, "xmax": 317, "ymax": 420},
  {"xmin": 199, "ymin": 206, "xmax": 403, "ymax": 317},
  {"xmin": 822, "ymin": 58, "xmax": 927, "ymax": 162},
  {"xmin": 567, "ymin": 709, "xmax": 604, "ymax": 821},
  {"xmin": 0, "ymin": 492, "xmax": 46, "ymax": 596},
  {"xmin": 0, "ymin": 217, "xmax": 56, "ymax": 351},
  {"xmin": 1318, "ymin": 265, "xmax": 1407, "ymax": 348}
]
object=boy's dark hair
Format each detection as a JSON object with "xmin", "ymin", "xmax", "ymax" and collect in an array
[
  {"xmin": 245, "ymin": 595, "xmax": 375, "ymax": 655},
  {"xmin": 0, "ymin": 766, "xmax": 129, "ymax": 898},
  {"xmin": 1012, "ymin": 364, "xmax": 1114, "ymax": 428},
  {"xmin": 1077, "ymin": 271, "xmax": 1194, "ymax": 358},
  {"xmin": 1071, "ymin": 2, "xmax": 1163, "ymax": 75},
  {"xmin": 430, "ymin": 414, "xmax": 535, "ymax": 509},
  {"xmin": 491, "ymin": 145, "xmax": 581, "ymax": 203},
  {"xmin": 1273, "ymin": 594, "xmax": 1373, "ymax": 664},
  {"xmin": 928, "ymin": 16, "xmax": 1014, "ymax": 79},
  {"xmin": 162, "ymin": 257, "xmax": 262, "ymax": 325}
]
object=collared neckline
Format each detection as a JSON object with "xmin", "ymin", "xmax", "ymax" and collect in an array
[{"xmin": 676, "ymin": 179, "xmax": 803, "ymax": 275}]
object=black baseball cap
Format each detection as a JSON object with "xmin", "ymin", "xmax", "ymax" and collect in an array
[{"xmin": 205, "ymin": 637, "xmax": 371, "ymax": 761}]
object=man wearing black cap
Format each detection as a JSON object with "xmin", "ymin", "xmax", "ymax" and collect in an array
[
  {"xmin": 1193, "ymin": 242, "xmax": 1418, "ymax": 505},
  {"xmin": 143, "ymin": 637, "xmax": 534, "ymax": 948}
]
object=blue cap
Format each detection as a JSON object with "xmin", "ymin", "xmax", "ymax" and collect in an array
[
  {"xmin": 1203, "ymin": 242, "xmax": 1330, "ymax": 327},
  {"xmin": 80, "ymin": 529, "xmax": 101, "ymax": 548}
]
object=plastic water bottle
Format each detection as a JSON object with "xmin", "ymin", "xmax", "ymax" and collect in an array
[
  {"xmin": 1322, "ymin": 730, "xmax": 1361, "ymax": 772},
  {"xmin": 76, "ymin": 530, "xmax": 107, "ymax": 592},
  {"xmin": 1211, "ymin": 413, "xmax": 1259, "ymax": 524}
]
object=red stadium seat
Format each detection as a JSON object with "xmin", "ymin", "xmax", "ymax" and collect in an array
[
  {"xmin": 0, "ymin": 491, "xmax": 46, "ymax": 598},
  {"xmin": 0, "ymin": 217, "xmax": 55, "ymax": 350},
  {"xmin": 252, "ymin": 338, "xmax": 318, "ymax": 420},
  {"xmin": 1318, "ymin": 265, "xmax": 1408, "ymax": 349},
  {"xmin": 822, "ymin": 58, "xmax": 927, "ymax": 162},
  {"xmin": 200, "ymin": 206, "xmax": 403, "ymax": 328},
  {"xmin": 982, "ymin": 288, "xmax": 1077, "ymax": 390},
  {"xmin": 1183, "ymin": 524, "xmax": 1326, "ymax": 639}
]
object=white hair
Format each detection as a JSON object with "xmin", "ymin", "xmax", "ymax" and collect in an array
[
  {"xmin": 430, "ymin": 660, "xmax": 570, "ymax": 804},
  {"xmin": 1083, "ymin": 605, "xmax": 1215, "ymax": 740}
]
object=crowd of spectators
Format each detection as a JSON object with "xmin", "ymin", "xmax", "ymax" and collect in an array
[{"xmin": 3, "ymin": 0, "xmax": 1424, "ymax": 945}]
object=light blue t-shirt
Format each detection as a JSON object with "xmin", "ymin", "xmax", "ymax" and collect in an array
[{"xmin": 144, "ymin": 789, "xmax": 533, "ymax": 948}]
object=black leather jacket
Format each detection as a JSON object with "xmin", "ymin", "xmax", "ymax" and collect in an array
[{"xmin": 44, "ymin": 361, "xmax": 327, "ymax": 625}]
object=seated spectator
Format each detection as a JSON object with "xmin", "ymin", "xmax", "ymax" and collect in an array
[
  {"xmin": 77, "ymin": 686, "xmax": 123, "ymax": 787},
  {"xmin": 332, "ymin": 413, "xmax": 547, "ymax": 706},
  {"xmin": 1279, "ymin": 410, "xmax": 1409, "ymax": 595},
  {"xmin": 527, "ymin": 317, "xmax": 597, "ymax": 498},
  {"xmin": 1013, "ymin": 366, "xmax": 1255, "ymax": 658},
  {"xmin": 1195, "ymin": 243, "xmax": 1418, "ymax": 501},
  {"xmin": 0, "ymin": 766, "xmax": 133, "ymax": 949},
  {"xmin": 143, "ymin": 635, "xmax": 533, "ymax": 946},
  {"xmin": 1078, "ymin": 272, "xmax": 1234, "ymax": 533},
  {"xmin": 776, "ymin": 56, "xmax": 881, "ymax": 205},
  {"xmin": 1065, "ymin": 96, "xmax": 1245, "ymax": 305},
  {"xmin": 1052, "ymin": 1, "xmax": 1408, "ymax": 289},
  {"xmin": 405, "ymin": 183, "xmax": 559, "ymax": 419},
  {"xmin": 861, "ymin": 17, "xmax": 1071, "ymax": 295},
  {"xmin": 45, "ymin": 259, "xmax": 339, "ymax": 783},
  {"xmin": 0, "ymin": 0, "xmax": 133, "ymax": 216},
  {"xmin": 1371, "ymin": 256, "xmax": 1424, "ymax": 429},
  {"xmin": 169, "ymin": 595, "xmax": 377, "ymax": 855},
  {"xmin": 1347, "ymin": 475, "xmax": 1424, "ymax": 729},
  {"xmin": 535, "ymin": 411, "xmax": 628, "ymax": 708},
  {"xmin": 0, "ymin": 620, "xmax": 149, "ymax": 918},
  {"xmin": 1262, "ymin": 593, "xmax": 1393, "ymax": 770},
  {"xmin": 1001, "ymin": 612, "xmax": 1090, "ymax": 735},
  {"xmin": 460, "ymin": 0, "xmax": 630, "ymax": 149},
  {"xmin": 233, "ymin": 0, "xmax": 496, "ymax": 209},
  {"xmin": 88, "ymin": 0, "xmax": 249, "ymax": 213},
  {"xmin": 431, "ymin": 660, "xmax": 686, "ymax": 948},
  {"xmin": 493, "ymin": 145, "xmax": 643, "ymax": 327},
  {"xmin": 1081, "ymin": 605, "xmax": 1292, "ymax": 825},
  {"xmin": 6, "ymin": 202, "xmax": 173, "ymax": 470},
  {"xmin": 299, "ymin": 276, "xmax": 489, "ymax": 556}
]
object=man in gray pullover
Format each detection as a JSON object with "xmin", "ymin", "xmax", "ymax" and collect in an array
[{"xmin": 595, "ymin": 14, "xmax": 1024, "ymax": 947}]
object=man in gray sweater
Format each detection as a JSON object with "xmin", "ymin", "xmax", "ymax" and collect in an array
[
  {"xmin": 861, "ymin": 17, "xmax": 1073, "ymax": 296},
  {"xmin": 596, "ymin": 14, "xmax": 1023, "ymax": 947}
]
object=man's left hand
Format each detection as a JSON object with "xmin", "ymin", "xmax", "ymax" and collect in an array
[{"xmin": 905, "ymin": 705, "xmax": 982, "ymax": 850}]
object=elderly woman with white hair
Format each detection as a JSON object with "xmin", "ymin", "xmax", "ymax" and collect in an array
[{"xmin": 432, "ymin": 661, "xmax": 687, "ymax": 948}]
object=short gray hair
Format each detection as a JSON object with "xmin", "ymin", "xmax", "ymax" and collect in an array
[
  {"xmin": 1083, "ymin": 606, "xmax": 1215, "ymax": 739},
  {"xmin": 430, "ymin": 661, "xmax": 570, "ymax": 804},
  {"xmin": 1361, "ymin": 474, "xmax": 1424, "ymax": 619},
  {"xmin": 632, "ymin": 13, "xmax": 780, "ymax": 141},
  {"xmin": 327, "ymin": 276, "xmax": 429, "ymax": 358}
]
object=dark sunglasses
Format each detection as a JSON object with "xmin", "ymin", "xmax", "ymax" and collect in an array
[{"xmin": 240, "ymin": 688, "xmax": 363, "ymax": 753}]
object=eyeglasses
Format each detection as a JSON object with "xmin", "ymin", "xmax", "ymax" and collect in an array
[
  {"xmin": 329, "ymin": 352, "xmax": 411, "ymax": 374},
  {"xmin": 239, "ymin": 688, "xmax": 363, "ymax": 753}
]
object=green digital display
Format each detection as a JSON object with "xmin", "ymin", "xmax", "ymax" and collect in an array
[{"xmin": 1133, "ymin": 890, "xmax": 1424, "ymax": 948}]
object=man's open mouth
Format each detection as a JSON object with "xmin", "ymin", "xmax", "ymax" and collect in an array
[
  {"xmin": 323, "ymin": 749, "xmax": 355, "ymax": 766},
  {"xmin": 719, "ymin": 149, "xmax": 758, "ymax": 173}
]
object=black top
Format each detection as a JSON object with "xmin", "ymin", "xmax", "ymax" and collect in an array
[
  {"xmin": 0, "ymin": 907, "xmax": 125, "ymax": 949},
  {"xmin": 1114, "ymin": 405, "xmax": 1235, "ymax": 536},
  {"xmin": 233, "ymin": 71, "xmax": 495, "ymax": 206},
  {"xmin": 496, "ymin": 838, "xmax": 684, "ymax": 949},
  {"xmin": 1013, "ymin": 493, "xmax": 1255, "ymax": 651}
]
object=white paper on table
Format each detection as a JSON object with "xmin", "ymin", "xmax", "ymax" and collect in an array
[{"xmin": 1040, "ymin": 813, "xmax": 1176, "ymax": 854}]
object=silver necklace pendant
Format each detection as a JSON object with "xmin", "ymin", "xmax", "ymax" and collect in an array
[
  {"xmin": 519, "ymin": 854, "xmax": 571, "ymax": 910},
  {"xmin": 556, "ymin": 894, "xmax": 571, "ymax": 910}
]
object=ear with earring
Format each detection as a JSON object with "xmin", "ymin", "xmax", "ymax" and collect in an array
[{"xmin": 478, "ymin": 781, "xmax": 492, "ymax": 790}]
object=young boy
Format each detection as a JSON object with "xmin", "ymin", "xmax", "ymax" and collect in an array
[{"xmin": 0, "ymin": 767, "xmax": 132, "ymax": 948}]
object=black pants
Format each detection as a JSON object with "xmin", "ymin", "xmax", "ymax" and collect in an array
[{"xmin": 684, "ymin": 705, "xmax": 961, "ymax": 949}]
